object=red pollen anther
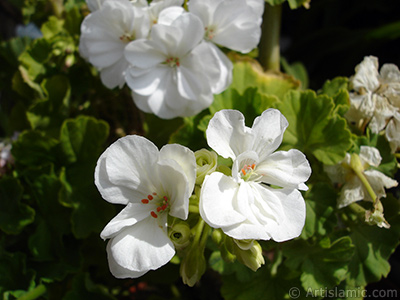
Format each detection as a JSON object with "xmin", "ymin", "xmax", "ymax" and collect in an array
[
  {"xmin": 141, "ymin": 199, "xmax": 149, "ymax": 204},
  {"xmin": 153, "ymin": 192, "xmax": 157, "ymax": 195},
  {"xmin": 252, "ymin": 164, "xmax": 255, "ymax": 169},
  {"xmin": 241, "ymin": 168, "xmax": 247, "ymax": 175},
  {"xmin": 147, "ymin": 195, "xmax": 153, "ymax": 200},
  {"xmin": 157, "ymin": 207, "xmax": 162, "ymax": 212},
  {"xmin": 163, "ymin": 196, "xmax": 168, "ymax": 201},
  {"xmin": 151, "ymin": 211, "xmax": 158, "ymax": 218},
  {"xmin": 176, "ymin": 61, "xmax": 180, "ymax": 67},
  {"xmin": 161, "ymin": 204, "xmax": 167, "ymax": 211}
]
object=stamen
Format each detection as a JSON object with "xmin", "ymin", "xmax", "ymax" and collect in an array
[
  {"xmin": 147, "ymin": 195, "xmax": 153, "ymax": 200},
  {"xmin": 151, "ymin": 211, "xmax": 158, "ymax": 218},
  {"xmin": 241, "ymin": 168, "xmax": 247, "ymax": 175},
  {"xmin": 141, "ymin": 199, "xmax": 149, "ymax": 204}
]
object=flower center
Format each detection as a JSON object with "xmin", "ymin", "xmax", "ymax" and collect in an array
[
  {"xmin": 204, "ymin": 26, "xmax": 216, "ymax": 41},
  {"xmin": 141, "ymin": 192, "xmax": 170, "ymax": 219},
  {"xmin": 240, "ymin": 164, "xmax": 263, "ymax": 182},
  {"xmin": 119, "ymin": 33, "xmax": 135, "ymax": 43},
  {"xmin": 164, "ymin": 57, "xmax": 180, "ymax": 67}
]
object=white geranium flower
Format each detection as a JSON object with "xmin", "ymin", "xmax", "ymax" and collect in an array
[
  {"xmin": 346, "ymin": 56, "xmax": 399, "ymax": 133},
  {"xmin": 79, "ymin": 0, "xmax": 150, "ymax": 89},
  {"xmin": 95, "ymin": 135, "xmax": 196, "ymax": 278},
  {"xmin": 324, "ymin": 146, "xmax": 398, "ymax": 208},
  {"xmin": 124, "ymin": 8, "xmax": 230, "ymax": 119},
  {"xmin": 188, "ymin": 0, "xmax": 263, "ymax": 53},
  {"xmin": 199, "ymin": 109, "xmax": 311, "ymax": 242}
]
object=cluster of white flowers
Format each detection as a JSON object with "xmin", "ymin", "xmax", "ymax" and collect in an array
[
  {"xmin": 94, "ymin": 108, "xmax": 311, "ymax": 279},
  {"xmin": 345, "ymin": 56, "xmax": 400, "ymax": 152},
  {"xmin": 80, "ymin": 0, "xmax": 264, "ymax": 119}
]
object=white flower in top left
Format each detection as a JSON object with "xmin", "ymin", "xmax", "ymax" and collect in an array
[
  {"xmin": 95, "ymin": 135, "xmax": 196, "ymax": 278},
  {"xmin": 79, "ymin": 0, "xmax": 150, "ymax": 89}
]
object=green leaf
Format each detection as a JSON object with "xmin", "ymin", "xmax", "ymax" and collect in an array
[
  {"xmin": 281, "ymin": 57, "xmax": 309, "ymax": 89},
  {"xmin": 169, "ymin": 111, "xmax": 209, "ymax": 150},
  {"xmin": 346, "ymin": 195, "xmax": 400, "ymax": 287},
  {"xmin": 221, "ymin": 262, "xmax": 303, "ymax": 300},
  {"xmin": 229, "ymin": 56, "xmax": 299, "ymax": 100},
  {"xmin": 320, "ymin": 77, "xmax": 350, "ymax": 116},
  {"xmin": 301, "ymin": 183, "xmax": 338, "ymax": 239},
  {"xmin": 210, "ymin": 87, "xmax": 278, "ymax": 125},
  {"xmin": 0, "ymin": 252, "xmax": 35, "ymax": 296},
  {"xmin": 277, "ymin": 90, "xmax": 352, "ymax": 165},
  {"xmin": 284, "ymin": 237, "xmax": 355, "ymax": 293},
  {"xmin": 12, "ymin": 130, "xmax": 59, "ymax": 167},
  {"xmin": 58, "ymin": 116, "xmax": 114, "ymax": 238},
  {"xmin": 264, "ymin": 0, "xmax": 310, "ymax": 9},
  {"xmin": 59, "ymin": 115, "xmax": 109, "ymax": 164},
  {"xmin": 27, "ymin": 75, "xmax": 71, "ymax": 135},
  {"xmin": 0, "ymin": 177, "xmax": 35, "ymax": 235},
  {"xmin": 63, "ymin": 273, "xmax": 116, "ymax": 300},
  {"xmin": 143, "ymin": 114, "xmax": 184, "ymax": 148}
]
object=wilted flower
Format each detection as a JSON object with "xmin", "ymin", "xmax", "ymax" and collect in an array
[
  {"xmin": 200, "ymin": 109, "xmax": 311, "ymax": 242},
  {"xmin": 95, "ymin": 135, "xmax": 196, "ymax": 278},
  {"xmin": 324, "ymin": 146, "xmax": 398, "ymax": 208}
]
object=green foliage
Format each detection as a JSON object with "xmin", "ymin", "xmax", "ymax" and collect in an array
[{"xmin": 276, "ymin": 90, "xmax": 352, "ymax": 165}]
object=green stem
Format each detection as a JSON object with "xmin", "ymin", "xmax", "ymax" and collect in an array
[
  {"xmin": 192, "ymin": 218, "xmax": 205, "ymax": 246},
  {"xmin": 257, "ymin": 3, "xmax": 282, "ymax": 71},
  {"xmin": 17, "ymin": 285, "xmax": 46, "ymax": 300},
  {"xmin": 348, "ymin": 203, "xmax": 366, "ymax": 219},
  {"xmin": 350, "ymin": 153, "xmax": 377, "ymax": 204},
  {"xmin": 183, "ymin": 0, "xmax": 188, "ymax": 11}
]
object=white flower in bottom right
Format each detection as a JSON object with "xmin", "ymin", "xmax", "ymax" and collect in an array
[{"xmin": 199, "ymin": 109, "xmax": 311, "ymax": 242}]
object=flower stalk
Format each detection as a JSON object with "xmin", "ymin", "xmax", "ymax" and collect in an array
[{"xmin": 258, "ymin": 3, "xmax": 282, "ymax": 71}]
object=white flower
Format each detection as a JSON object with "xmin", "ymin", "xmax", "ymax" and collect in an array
[
  {"xmin": 79, "ymin": 0, "xmax": 150, "ymax": 89},
  {"xmin": 124, "ymin": 8, "xmax": 230, "ymax": 119},
  {"xmin": 324, "ymin": 146, "xmax": 398, "ymax": 208},
  {"xmin": 345, "ymin": 56, "xmax": 399, "ymax": 133},
  {"xmin": 188, "ymin": 0, "xmax": 263, "ymax": 53},
  {"xmin": 199, "ymin": 109, "xmax": 311, "ymax": 242},
  {"xmin": 95, "ymin": 135, "xmax": 196, "ymax": 278}
]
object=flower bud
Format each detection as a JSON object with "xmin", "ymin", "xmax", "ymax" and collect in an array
[
  {"xmin": 233, "ymin": 239, "xmax": 265, "ymax": 272},
  {"xmin": 195, "ymin": 149, "xmax": 218, "ymax": 185},
  {"xmin": 169, "ymin": 221, "xmax": 192, "ymax": 250},
  {"xmin": 180, "ymin": 246, "xmax": 207, "ymax": 287}
]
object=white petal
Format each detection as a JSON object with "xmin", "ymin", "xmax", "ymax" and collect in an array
[
  {"xmin": 106, "ymin": 242, "xmax": 149, "ymax": 278},
  {"xmin": 176, "ymin": 64, "xmax": 206, "ymax": 101},
  {"xmin": 102, "ymin": 135, "xmax": 160, "ymax": 199},
  {"xmin": 125, "ymin": 65, "xmax": 170, "ymax": 96},
  {"xmin": 159, "ymin": 144, "xmax": 196, "ymax": 194},
  {"xmin": 359, "ymin": 146, "xmax": 382, "ymax": 168},
  {"xmin": 108, "ymin": 217, "xmax": 175, "ymax": 275},
  {"xmin": 365, "ymin": 169, "xmax": 398, "ymax": 199},
  {"xmin": 261, "ymin": 187, "xmax": 306, "ymax": 242},
  {"xmin": 256, "ymin": 149, "xmax": 311, "ymax": 189},
  {"xmin": 200, "ymin": 172, "xmax": 246, "ymax": 228},
  {"xmin": 154, "ymin": 159, "xmax": 190, "ymax": 220},
  {"xmin": 100, "ymin": 202, "xmax": 152, "ymax": 239},
  {"xmin": 99, "ymin": 57, "xmax": 128, "ymax": 89},
  {"xmin": 352, "ymin": 56, "xmax": 380, "ymax": 92},
  {"xmin": 191, "ymin": 41, "xmax": 232, "ymax": 94},
  {"xmin": 124, "ymin": 39, "xmax": 166, "ymax": 69},
  {"xmin": 251, "ymin": 108, "xmax": 289, "ymax": 160},
  {"xmin": 206, "ymin": 109, "xmax": 253, "ymax": 159},
  {"xmin": 170, "ymin": 11, "xmax": 204, "ymax": 57},
  {"xmin": 212, "ymin": 1, "xmax": 261, "ymax": 53},
  {"xmin": 157, "ymin": 5, "xmax": 185, "ymax": 25},
  {"xmin": 338, "ymin": 178, "xmax": 364, "ymax": 208}
]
